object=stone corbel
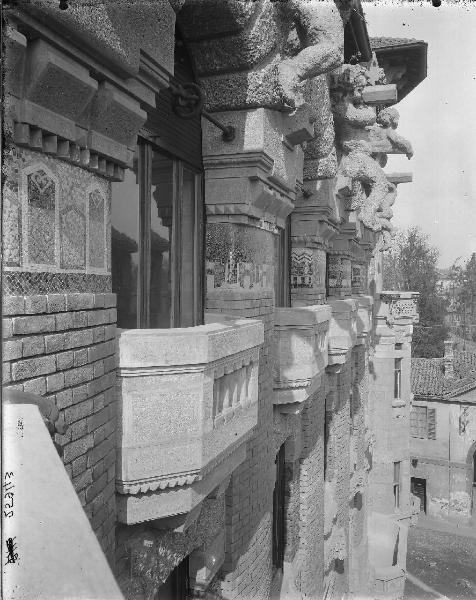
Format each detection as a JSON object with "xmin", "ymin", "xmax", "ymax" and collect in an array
[
  {"xmin": 283, "ymin": 104, "xmax": 315, "ymax": 147},
  {"xmin": 204, "ymin": 152, "xmax": 295, "ymax": 228},
  {"xmin": 4, "ymin": 26, "xmax": 27, "ymax": 101},
  {"xmin": 8, "ymin": 37, "xmax": 146, "ymax": 178}
]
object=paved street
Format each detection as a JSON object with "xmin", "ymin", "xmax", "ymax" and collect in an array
[{"xmin": 404, "ymin": 517, "xmax": 476, "ymax": 600}]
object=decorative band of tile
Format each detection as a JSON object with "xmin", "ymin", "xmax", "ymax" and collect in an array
[
  {"xmin": 2, "ymin": 272, "xmax": 111, "ymax": 295},
  {"xmin": 13, "ymin": 122, "xmax": 125, "ymax": 183}
]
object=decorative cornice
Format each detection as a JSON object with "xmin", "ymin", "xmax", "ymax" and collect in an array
[{"xmin": 13, "ymin": 122, "xmax": 125, "ymax": 182}]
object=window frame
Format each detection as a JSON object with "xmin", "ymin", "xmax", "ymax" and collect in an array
[
  {"xmin": 394, "ymin": 357, "xmax": 402, "ymax": 399},
  {"xmin": 274, "ymin": 217, "xmax": 291, "ymax": 307},
  {"xmin": 113, "ymin": 137, "xmax": 204, "ymax": 330},
  {"xmin": 393, "ymin": 461, "xmax": 401, "ymax": 509}
]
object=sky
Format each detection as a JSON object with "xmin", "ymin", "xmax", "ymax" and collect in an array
[{"xmin": 362, "ymin": 0, "xmax": 476, "ymax": 268}]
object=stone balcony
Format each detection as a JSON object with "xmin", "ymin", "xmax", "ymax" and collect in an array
[
  {"xmin": 327, "ymin": 299, "xmax": 359, "ymax": 365},
  {"xmin": 375, "ymin": 291, "xmax": 419, "ymax": 345},
  {"xmin": 115, "ymin": 314, "xmax": 263, "ymax": 524},
  {"xmin": 273, "ymin": 305, "xmax": 331, "ymax": 406}
]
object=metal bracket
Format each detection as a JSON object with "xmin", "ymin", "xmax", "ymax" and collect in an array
[{"xmin": 169, "ymin": 82, "xmax": 235, "ymax": 142}]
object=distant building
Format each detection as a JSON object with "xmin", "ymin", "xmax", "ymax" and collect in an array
[{"xmin": 411, "ymin": 341, "xmax": 476, "ymax": 522}]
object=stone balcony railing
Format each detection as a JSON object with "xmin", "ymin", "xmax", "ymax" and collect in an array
[
  {"xmin": 115, "ymin": 314, "xmax": 263, "ymax": 524},
  {"xmin": 327, "ymin": 299, "xmax": 358, "ymax": 365},
  {"xmin": 273, "ymin": 305, "xmax": 331, "ymax": 406},
  {"xmin": 374, "ymin": 291, "xmax": 419, "ymax": 345}
]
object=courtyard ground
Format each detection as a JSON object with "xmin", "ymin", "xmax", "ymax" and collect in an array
[{"xmin": 404, "ymin": 515, "xmax": 476, "ymax": 600}]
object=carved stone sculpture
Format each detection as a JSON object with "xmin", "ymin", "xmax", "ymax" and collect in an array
[
  {"xmin": 338, "ymin": 140, "xmax": 389, "ymax": 231},
  {"xmin": 367, "ymin": 107, "xmax": 413, "ymax": 158}
]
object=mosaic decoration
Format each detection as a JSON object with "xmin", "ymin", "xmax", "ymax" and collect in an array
[
  {"xmin": 291, "ymin": 248, "xmax": 312, "ymax": 288},
  {"xmin": 291, "ymin": 248, "xmax": 326, "ymax": 290},
  {"xmin": 2, "ymin": 183, "xmax": 21, "ymax": 267},
  {"xmin": 60, "ymin": 205, "xmax": 86, "ymax": 269},
  {"xmin": 351, "ymin": 264, "xmax": 363, "ymax": 291},
  {"xmin": 2, "ymin": 272, "xmax": 111, "ymax": 295},
  {"xmin": 4, "ymin": 149, "xmax": 111, "ymax": 278},
  {"xmin": 88, "ymin": 188, "xmax": 106, "ymax": 269},
  {"xmin": 206, "ymin": 223, "xmax": 275, "ymax": 291},
  {"xmin": 327, "ymin": 255, "xmax": 351, "ymax": 291},
  {"xmin": 26, "ymin": 167, "xmax": 57, "ymax": 266}
]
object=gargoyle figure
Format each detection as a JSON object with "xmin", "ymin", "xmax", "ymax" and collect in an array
[
  {"xmin": 377, "ymin": 182, "xmax": 397, "ymax": 251},
  {"xmin": 278, "ymin": 0, "xmax": 348, "ymax": 108},
  {"xmin": 331, "ymin": 64, "xmax": 377, "ymax": 141},
  {"xmin": 338, "ymin": 140, "xmax": 389, "ymax": 231},
  {"xmin": 368, "ymin": 107, "xmax": 413, "ymax": 159}
]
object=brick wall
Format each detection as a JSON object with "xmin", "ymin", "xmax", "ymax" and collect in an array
[
  {"xmin": 206, "ymin": 289, "xmax": 275, "ymax": 599},
  {"xmin": 324, "ymin": 362, "xmax": 351, "ymax": 597},
  {"xmin": 2, "ymin": 292, "xmax": 117, "ymax": 561},
  {"xmin": 294, "ymin": 388, "xmax": 325, "ymax": 597}
]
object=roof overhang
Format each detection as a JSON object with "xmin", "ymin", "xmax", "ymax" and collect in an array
[{"xmin": 371, "ymin": 39, "xmax": 428, "ymax": 102}]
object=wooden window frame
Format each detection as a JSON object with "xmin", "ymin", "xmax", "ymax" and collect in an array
[{"xmin": 125, "ymin": 138, "xmax": 204, "ymax": 329}]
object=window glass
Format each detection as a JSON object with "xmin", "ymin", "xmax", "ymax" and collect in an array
[
  {"xmin": 180, "ymin": 168, "xmax": 197, "ymax": 327},
  {"xmin": 150, "ymin": 152, "xmax": 174, "ymax": 328},
  {"xmin": 112, "ymin": 169, "xmax": 140, "ymax": 329},
  {"xmin": 394, "ymin": 358, "xmax": 402, "ymax": 399},
  {"xmin": 393, "ymin": 461, "xmax": 401, "ymax": 508},
  {"xmin": 112, "ymin": 142, "xmax": 203, "ymax": 329}
]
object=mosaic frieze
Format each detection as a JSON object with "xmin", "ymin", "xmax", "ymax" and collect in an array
[
  {"xmin": 61, "ymin": 205, "xmax": 86, "ymax": 269},
  {"xmin": 88, "ymin": 188, "xmax": 106, "ymax": 270},
  {"xmin": 206, "ymin": 223, "xmax": 276, "ymax": 291},
  {"xmin": 327, "ymin": 255, "xmax": 351, "ymax": 291},
  {"xmin": 3, "ymin": 148, "xmax": 110, "ymax": 275},
  {"xmin": 2, "ymin": 272, "xmax": 111, "ymax": 295},
  {"xmin": 2, "ymin": 183, "xmax": 21, "ymax": 267},
  {"xmin": 351, "ymin": 264, "xmax": 363, "ymax": 291},
  {"xmin": 25, "ymin": 166, "xmax": 58, "ymax": 266},
  {"xmin": 291, "ymin": 248, "xmax": 326, "ymax": 291}
]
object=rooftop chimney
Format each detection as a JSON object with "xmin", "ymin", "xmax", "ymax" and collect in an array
[{"xmin": 444, "ymin": 340, "xmax": 454, "ymax": 379}]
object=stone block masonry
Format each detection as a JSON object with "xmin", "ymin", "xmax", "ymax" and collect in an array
[{"xmin": 2, "ymin": 292, "xmax": 117, "ymax": 562}]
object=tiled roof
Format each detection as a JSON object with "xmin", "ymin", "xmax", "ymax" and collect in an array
[
  {"xmin": 412, "ymin": 350, "xmax": 476, "ymax": 399},
  {"xmin": 371, "ymin": 37, "xmax": 426, "ymax": 49}
]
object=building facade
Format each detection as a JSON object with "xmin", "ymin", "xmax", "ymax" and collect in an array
[
  {"xmin": 2, "ymin": 1, "xmax": 425, "ymax": 598},
  {"xmin": 411, "ymin": 342, "xmax": 476, "ymax": 523}
]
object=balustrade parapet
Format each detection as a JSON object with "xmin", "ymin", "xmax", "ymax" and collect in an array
[
  {"xmin": 116, "ymin": 315, "xmax": 263, "ymax": 524},
  {"xmin": 328, "ymin": 298, "xmax": 358, "ymax": 363},
  {"xmin": 273, "ymin": 305, "xmax": 331, "ymax": 405}
]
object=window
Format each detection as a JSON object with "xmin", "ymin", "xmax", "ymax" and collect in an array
[
  {"xmin": 156, "ymin": 555, "xmax": 189, "ymax": 599},
  {"xmin": 274, "ymin": 217, "xmax": 291, "ymax": 307},
  {"xmin": 393, "ymin": 461, "xmax": 401, "ymax": 509},
  {"xmin": 410, "ymin": 406, "xmax": 436, "ymax": 440},
  {"xmin": 324, "ymin": 398, "xmax": 332, "ymax": 481},
  {"xmin": 112, "ymin": 140, "xmax": 203, "ymax": 329},
  {"xmin": 394, "ymin": 358, "xmax": 402, "ymax": 399},
  {"xmin": 272, "ymin": 444, "xmax": 286, "ymax": 570}
]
